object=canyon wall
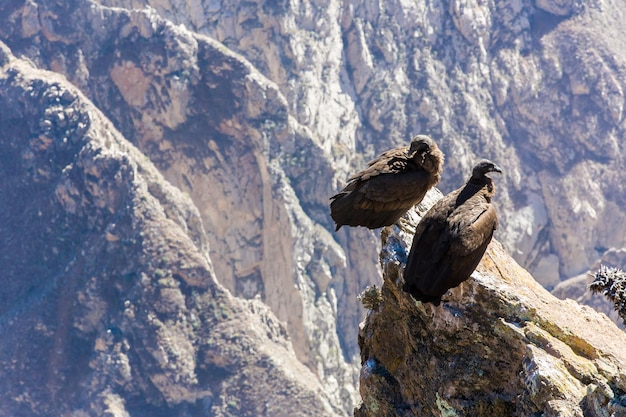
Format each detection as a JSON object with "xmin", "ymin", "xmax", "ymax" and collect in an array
[{"xmin": 2, "ymin": 0, "xmax": 626, "ymax": 414}]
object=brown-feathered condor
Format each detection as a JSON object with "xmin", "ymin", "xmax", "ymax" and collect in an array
[
  {"xmin": 330, "ymin": 135, "xmax": 444, "ymax": 231},
  {"xmin": 402, "ymin": 159, "xmax": 502, "ymax": 305}
]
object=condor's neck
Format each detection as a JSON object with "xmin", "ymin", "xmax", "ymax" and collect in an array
[{"xmin": 457, "ymin": 176, "xmax": 495, "ymax": 205}]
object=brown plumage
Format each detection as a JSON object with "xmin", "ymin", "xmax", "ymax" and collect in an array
[
  {"xmin": 402, "ymin": 159, "xmax": 502, "ymax": 305},
  {"xmin": 330, "ymin": 135, "xmax": 444, "ymax": 231}
]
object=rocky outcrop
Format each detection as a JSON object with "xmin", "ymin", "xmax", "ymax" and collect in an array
[
  {"xmin": 355, "ymin": 194, "xmax": 626, "ymax": 416},
  {"xmin": 0, "ymin": 43, "xmax": 344, "ymax": 417}
]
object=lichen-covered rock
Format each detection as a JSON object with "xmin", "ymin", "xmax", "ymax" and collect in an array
[
  {"xmin": 0, "ymin": 44, "xmax": 344, "ymax": 417},
  {"xmin": 355, "ymin": 195, "xmax": 626, "ymax": 416}
]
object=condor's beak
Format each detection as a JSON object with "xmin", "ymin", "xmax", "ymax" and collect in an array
[{"xmin": 491, "ymin": 164, "xmax": 503, "ymax": 174}]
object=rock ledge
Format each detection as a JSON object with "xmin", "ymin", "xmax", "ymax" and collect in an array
[{"xmin": 356, "ymin": 190, "xmax": 626, "ymax": 417}]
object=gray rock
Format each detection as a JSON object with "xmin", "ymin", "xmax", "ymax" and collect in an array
[{"xmin": 2, "ymin": 2, "xmax": 363, "ymax": 410}]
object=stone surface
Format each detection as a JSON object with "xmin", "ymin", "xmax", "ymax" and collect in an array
[
  {"xmin": 0, "ymin": 44, "xmax": 343, "ymax": 417},
  {"xmin": 355, "ymin": 197, "xmax": 626, "ymax": 416},
  {"xmin": 3, "ymin": 0, "xmax": 626, "ymax": 415}
]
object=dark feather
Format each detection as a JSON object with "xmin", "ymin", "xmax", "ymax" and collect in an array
[
  {"xmin": 330, "ymin": 135, "xmax": 444, "ymax": 231},
  {"xmin": 402, "ymin": 160, "xmax": 501, "ymax": 305}
]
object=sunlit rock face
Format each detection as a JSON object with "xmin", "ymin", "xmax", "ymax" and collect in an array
[{"xmin": 355, "ymin": 198, "xmax": 626, "ymax": 416}]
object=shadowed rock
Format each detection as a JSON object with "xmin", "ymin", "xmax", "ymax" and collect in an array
[
  {"xmin": 403, "ymin": 160, "xmax": 502, "ymax": 305},
  {"xmin": 330, "ymin": 135, "xmax": 444, "ymax": 231}
]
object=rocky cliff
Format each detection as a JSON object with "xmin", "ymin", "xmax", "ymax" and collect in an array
[
  {"xmin": 2, "ymin": 0, "xmax": 626, "ymax": 415},
  {"xmin": 0, "ymin": 43, "xmax": 347, "ymax": 416},
  {"xmin": 356, "ymin": 195, "xmax": 626, "ymax": 417}
]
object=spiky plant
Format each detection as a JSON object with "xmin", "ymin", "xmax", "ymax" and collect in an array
[
  {"xmin": 358, "ymin": 285, "xmax": 383, "ymax": 310},
  {"xmin": 590, "ymin": 265, "xmax": 626, "ymax": 325}
]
